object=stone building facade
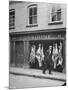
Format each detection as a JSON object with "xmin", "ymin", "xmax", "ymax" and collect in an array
[{"xmin": 9, "ymin": 1, "xmax": 66, "ymax": 72}]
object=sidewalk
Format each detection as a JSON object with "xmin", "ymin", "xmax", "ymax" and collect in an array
[{"xmin": 9, "ymin": 67, "xmax": 66, "ymax": 82}]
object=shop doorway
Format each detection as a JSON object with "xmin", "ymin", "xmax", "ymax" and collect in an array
[{"xmin": 15, "ymin": 41, "xmax": 24, "ymax": 67}]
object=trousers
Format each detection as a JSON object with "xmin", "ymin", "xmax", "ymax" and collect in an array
[{"xmin": 43, "ymin": 62, "xmax": 52, "ymax": 74}]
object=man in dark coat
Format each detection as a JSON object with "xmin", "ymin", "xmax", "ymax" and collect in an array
[{"xmin": 42, "ymin": 46, "xmax": 53, "ymax": 74}]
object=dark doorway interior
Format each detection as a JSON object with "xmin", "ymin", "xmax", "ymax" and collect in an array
[{"xmin": 15, "ymin": 41, "xmax": 24, "ymax": 67}]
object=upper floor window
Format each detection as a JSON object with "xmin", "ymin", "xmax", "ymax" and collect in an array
[
  {"xmin": 51, "ymin": 6, "xmax": 61, "ymax": 22},
  {"xmin": 28, "ymin": 5, "xmax": 37, "ymax": 25},
  {"xmin": 9, "ymin": 9, "xmax": 15, "ymax": 29}
]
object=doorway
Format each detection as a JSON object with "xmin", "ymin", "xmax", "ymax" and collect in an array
[{"xmin": 15, "ymin": 41, "xmax": 24, "ymax": 67}]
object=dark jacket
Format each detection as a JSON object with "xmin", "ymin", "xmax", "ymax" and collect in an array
[{"xmin": 44, "ymin": 50, "xmax": 53, "ymax": 65}]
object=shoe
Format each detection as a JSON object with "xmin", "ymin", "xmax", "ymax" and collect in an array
[
  {"xmin": 49, "ymin": 72, "xmax": 52, "ymax": 74},
  {"xmin": 43, "ymin": 71, "xmax": 45, "ymax": 74}
]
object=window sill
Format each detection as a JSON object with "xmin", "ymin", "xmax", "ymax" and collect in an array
[
  {"xmin": 26, "ymin": 24, "xmax": 38, "ymax": 28},
  {"xmin": 48, "ymin": 21, "xmax": 63, "ymax": 25}
]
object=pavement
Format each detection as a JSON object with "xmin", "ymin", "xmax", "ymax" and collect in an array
[{"xmin": 9, "ymin": 67, "xmax": 66, "ymax": 82}]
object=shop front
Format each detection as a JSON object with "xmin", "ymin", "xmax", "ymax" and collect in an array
[
  {"xmin": 10, "ymin": 28, "xmax": 66, "ymax": 72},
  {"xmin": 29, "ymin": 39, "xmax": 64, "ymax": 71}
]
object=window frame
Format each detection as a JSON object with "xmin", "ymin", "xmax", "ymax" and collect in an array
[
  {"xmin": 50, "ymin": 7, "xmax": 62, "ymax": 23},
  {"xmin": 28, "ymin": 4, "xmax": 37, "ymax": 25},
  {"xmin": 9, "ymin": 9, "xmax": 15, "ymax": 29}
]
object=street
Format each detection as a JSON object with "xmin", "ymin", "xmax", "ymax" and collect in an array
[{"xmin": 9, "ymin": 74, "xmax": 65, "ymax": 89}]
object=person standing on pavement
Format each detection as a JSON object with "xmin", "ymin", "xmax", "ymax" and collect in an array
[{"xmin": 42, "ymin": 45, "xmax": 53, "ymax": 74}]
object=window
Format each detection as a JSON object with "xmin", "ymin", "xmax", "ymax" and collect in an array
[
  {"xmin": 51, "ymin": 7, "xmax": 61, "ymax": 22},
  {"xmin": 9, "ymin": 9, "xmax": 15, "ymax": 29},
  {"xmin": 28, "ymin": 5, "xmax": 37, "ymax": 25}
]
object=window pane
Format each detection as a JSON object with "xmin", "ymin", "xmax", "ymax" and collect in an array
[
  {"xmin": 33, "ymin": 16, "xmax": 37, "ymax": 24},
  {"xmin": 52, "ymin": 7, "xmax": 56, "ymax": 13},
  {"xmin": 57, "ymin": 9, "xmax": 61, "ymax": 21},
  {"xmin": 57, "ymin": 12, "xmax": 61, "ymax": 21},
  {"xmin": 52, "ymin": 14, "xmax": 56, "ymax": 21},
  {"xmin": 34, "ymin": 7, "xmax": 37, "ymax": 15},
  {"xmin": 9, "ymin": 11, "xmax": 15, "ymax": 15},
  {"xmin": 29, "ymin": 8, "xmax": 33, "ymax": 16},
  {"xmin": 29, "ymin": 17, "xmax": 33, "ymax": 24}
]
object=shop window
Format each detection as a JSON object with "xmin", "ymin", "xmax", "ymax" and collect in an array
[
  {"xmin": 9, "ymin": 9, "xmax": 15, "ymax": 29},
  {"xmin": 29, "ymin": 40, "xmax": 64, "ymax": 72},
  {"xmin": 28, "ymin": 5, "xmax": 37, "ymax": 25}
]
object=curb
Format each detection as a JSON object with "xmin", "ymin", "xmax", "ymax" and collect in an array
[{"xmin": 10, "ymin": 72, "xmax": 66, "ymax": 82}]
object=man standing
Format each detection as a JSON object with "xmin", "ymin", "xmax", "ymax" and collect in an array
[{"xmin": 42, "ymin": 46, "xmax": 53, "ymax": 74}]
